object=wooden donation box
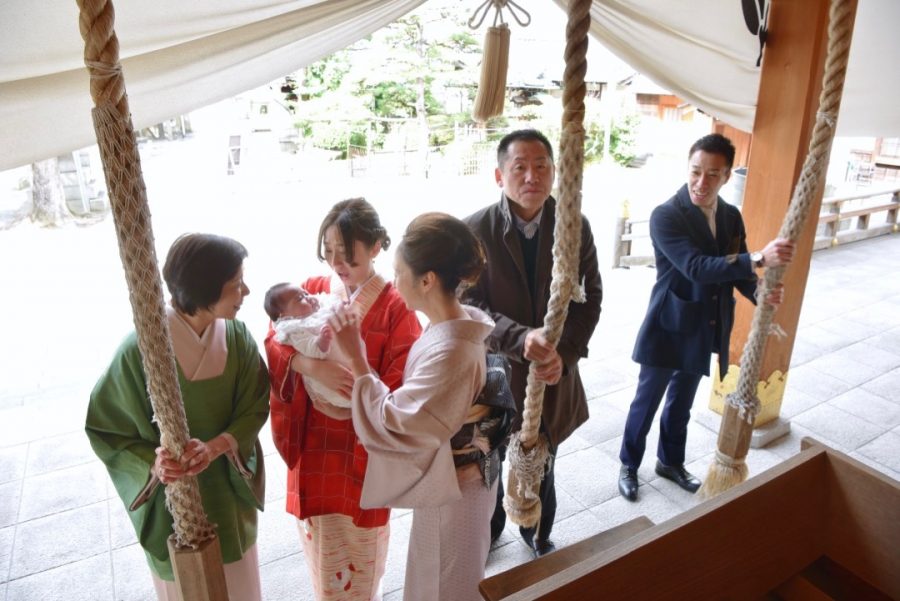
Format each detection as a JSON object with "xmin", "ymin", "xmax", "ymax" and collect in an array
[{"xmin": 481, "ymin": 439, "xmax": 900, "ymax": 600}]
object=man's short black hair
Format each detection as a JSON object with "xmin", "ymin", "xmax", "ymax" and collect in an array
[
  {"xmin": 689, "ymin": 133, "xmax": 736, "ymax": 169},
  {"xmin": 497, "ymin": 129, "xmax": 554, "ymax": 167}
]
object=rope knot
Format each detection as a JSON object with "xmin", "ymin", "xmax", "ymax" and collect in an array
[
  {"xmin": 767, "ymin": 322, "xmax": 787, "ymax": 339},
  {"xmin": 714, "ymin": 450, "xmax": 746, "ymax": 469},
  {"xmin": 724, "ymin": 390, "xmax": 760, "ymax": 424},
  {"xmin": 816, "ymin": 110, "xmax": 836, "ymax": 129}
]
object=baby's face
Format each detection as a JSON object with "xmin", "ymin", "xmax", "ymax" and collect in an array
[{"xmin": 279, "ymin": 286, "xmax": 320, "ymax": 318}]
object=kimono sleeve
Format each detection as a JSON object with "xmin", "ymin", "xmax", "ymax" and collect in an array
[
  {"xmin": 264, "ymin": 326, "xmax": 307, "ymax": 468},
  {"xmin": 223, "ymin": 321, "xmax": 270, "ymax": 461},
  {"xmin": 85, "ymin": 333, "xmax": 167, "ymax": 557},
  {"xmin": 352, "ymin": 342, "xmax": 482, "ymax": 508}
]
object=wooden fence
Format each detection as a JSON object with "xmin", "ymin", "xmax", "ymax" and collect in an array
[{"xmin": 612, "ymin": 186, "xmax": 900, "ymax": 268}]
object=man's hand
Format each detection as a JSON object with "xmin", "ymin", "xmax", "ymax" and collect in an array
[
  {"xmin": 533, "ymin": 351, "xmax": 563, "ymax": 385},
  {"xmin": 759, "ymin": 238, "xmax": 796, "ymax": 268},
  {"xmin": 762, "ymin": 282, "xmax": 785, "ymax": 307},
  {"xmin": 524, "ymin": 329, "xmax": 555, "ymax": 363},
  {"xmin": 525, "ymin": 328, "xmax": 563, "ymax": 385}
]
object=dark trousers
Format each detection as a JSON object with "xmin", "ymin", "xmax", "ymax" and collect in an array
[
  {"xmin": 490, "ymin": 436, "xmax": 557, "ymax": 545},
  {"xmin": 619, "ymin": 364, "xmax": 703, "ymax": 469}
]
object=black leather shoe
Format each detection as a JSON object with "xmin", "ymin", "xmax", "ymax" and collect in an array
[
  {"xmin": 533, "ymin": 539, "xmax": 556, "ymax": 558},
  {"xmin": 618, "ymin": 465, "xmax": 639, "ymax": 501},
  {"xmin": 655, "ymin": 460, "xmax": 701, "ymax": 493}
]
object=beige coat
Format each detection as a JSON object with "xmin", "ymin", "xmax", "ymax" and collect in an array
[{"xmin": 352, "ymin": 306, "xmax": 494, "ymax": 509}]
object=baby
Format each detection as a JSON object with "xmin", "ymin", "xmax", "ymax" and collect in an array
[{"xmin": 264, "ymin": 283, "xmax": 348, "ymax": 409}]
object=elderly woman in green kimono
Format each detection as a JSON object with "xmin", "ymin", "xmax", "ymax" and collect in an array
[{"xmin": 86, "ymin": 233, "xmax": 270, "ymax": 600}]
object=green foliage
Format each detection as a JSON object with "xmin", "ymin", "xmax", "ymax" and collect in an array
[
  {"xmin": 295, "ymin": 120, "xmax": 370, "ymax": 159},
  {"xmin": 447, "ymin": 31, "xmax": 479, "ymax": 53},
  {"xmin": 300, "ymin": 52, "xmax": 351, "ymax": 99},
  {"xmin": 285, "ymin": 1, "xmax": 486, "ymax": 151},
  {"xmin": 366, "ymin": 80, "xmax": 441, "ymax": 119},
  {"xmin": 424, "ymin": 113, "xmax": 509, "ymax": 147},
  {"xmin": 369, "ymin": 82, "xmax": 418, "ymax": 118},
  {"xmin": 583, "ymin": 113, "xmax": 641, "ymax": 166}
]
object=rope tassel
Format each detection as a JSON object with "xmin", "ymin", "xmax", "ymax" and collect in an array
[
  {"xmin": 473, "ymin": 24, "xmax": 510, "ymax": 122},
  {"xmin": 503, "ymin": 431, "xmax": 551, "ymax": 529}
]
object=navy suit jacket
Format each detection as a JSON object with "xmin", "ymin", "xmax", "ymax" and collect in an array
[{"xmin": 632, "ymin": 184, "xmax": 758, "ymax": 378}]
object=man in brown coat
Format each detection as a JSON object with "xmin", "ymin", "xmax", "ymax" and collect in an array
[{"xmin": 463, "ymin": 129, "xmax": 603, "ymax": 557}]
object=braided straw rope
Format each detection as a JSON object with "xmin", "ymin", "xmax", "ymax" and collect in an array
[
  {"xmin": 700, "ymin": 0, "xmax": 853, "ymax": 499},
  {"xmin": 505, "ymin": 0, "xmax": 590, "ymax": 529},
  {"xmin": 77, "ymin": 0, "xmax": 216, "ymax": 549},
  {"xmin": 728, "ymin": 0, "xmax": 853, "ymax": 423}
]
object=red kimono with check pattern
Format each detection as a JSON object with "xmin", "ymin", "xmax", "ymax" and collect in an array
[{"xmin": 265, "ymin": 275, "xmax": 421, "ymax": 527}]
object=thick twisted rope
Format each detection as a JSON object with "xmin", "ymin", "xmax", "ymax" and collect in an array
[
  {"xmin": 76, "ymin": 0, "xmax": 216, "ymax": 549},
  {"xmin": 505, "ymin": 0, "xmax": 590, "ymax": 529},
  {"xmin": 728, "ymin": 0, "xmax": 853, "ymax": 423},
  {"xmin": 700, "ymin": 0, "xmax": 853, "ymax": 499},
  {"xmin": 519, "ymin": 0, "xmax": 589, "ymax": 449}
]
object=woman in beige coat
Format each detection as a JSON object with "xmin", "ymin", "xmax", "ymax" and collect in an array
[{"xmin": 328, "ymin": 212, "xmax": 497, "ymax": 601}]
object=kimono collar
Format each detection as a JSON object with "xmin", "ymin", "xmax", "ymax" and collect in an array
[
  {"xmin": 331, "ymin": 272, "xmax": 387, "ymax": 316},
  {"xmin": 166, "ymin": 305, "xmax": 227, "ymax": 381},
  {"xmin": 421, "ymin": 305, "xmax": 495, "ymax": 346}
]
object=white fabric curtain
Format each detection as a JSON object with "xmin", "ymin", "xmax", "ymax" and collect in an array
[
  {"xmin": 554, "ymin": 0, "xmax": 900, "ymax": 137},
  {"xmin": 1, "ymin": 0, "xmax": 897, "ymax": 170},
  {"xmin": 0, "ymin": 0, "xmax": 425, "ymax": 170}
]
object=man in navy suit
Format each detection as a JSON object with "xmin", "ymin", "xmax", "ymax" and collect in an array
[{"xmin": 618, "ymin": 133, "xmax": 795, "ymax": 501}]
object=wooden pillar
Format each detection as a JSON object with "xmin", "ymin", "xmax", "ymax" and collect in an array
[
  {"xmin": 709, "ymin": 0, "xmax": 859, "ymax": 431},
  {"xmin": 713, "ymin": 120, "xmax": 752, "ymax": 168}
]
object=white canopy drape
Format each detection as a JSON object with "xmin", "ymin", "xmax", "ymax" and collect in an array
[
  {"xmin": 0, "ymin": 0, "xmax": 425, "ymax": 170},
  {"xmin": 555, "ymin": 0, "xmax": 899, "ymax": 137},
  {"xmin": 1, "ymin": 0, "xmax": 897, "ymax": 170}
]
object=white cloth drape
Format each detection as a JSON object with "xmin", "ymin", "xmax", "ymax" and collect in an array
[
  {"xmin": 1, "ymin": 0, "xmax": 897, "ymax": 170},
  {"xmin": 553, "ymin": 0, "xmax": 899, "ymax": 136},
  {"xmin": 0, "ymin": 0, "xmax": 425, "ymax": 170}
]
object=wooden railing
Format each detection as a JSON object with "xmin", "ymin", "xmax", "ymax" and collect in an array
[{"xmin": 612, "ymin": 186, "xmax": 900, "ymax": 268}]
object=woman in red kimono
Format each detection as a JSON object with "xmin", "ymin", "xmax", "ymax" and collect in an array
[{"xmin": 265, "ymin": 198, "xmax": 422, "ymax": 600}]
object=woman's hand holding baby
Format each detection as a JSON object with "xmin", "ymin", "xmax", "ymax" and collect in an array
[{"xmin": 327, "ymin": 304, "xmax": 372, "ymax": 379}]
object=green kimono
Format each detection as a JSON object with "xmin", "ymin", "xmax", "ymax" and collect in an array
[{"xmin": 86, "ymin": 319, "xmax": 269, "ymax": 580}]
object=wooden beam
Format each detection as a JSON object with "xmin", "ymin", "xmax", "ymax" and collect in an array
[
  {"xmin": 480, "ymin": 517, "xmax": 654, "ymax": 600},
  {"xmin": 711, "ymin": 0, "xmax": 859, "ymax": 425},
  {"xmin": 823, "ymin": 453, "xmax": 900, "ymax": 599},
  {"xmin": 492, "ymin": 447, "xmax": 830, "ymax": 600}
]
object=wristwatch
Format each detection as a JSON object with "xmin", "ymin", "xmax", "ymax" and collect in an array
[{"xmin": 750, "ymin": 251, "xmax": 765, "ymax": 269}]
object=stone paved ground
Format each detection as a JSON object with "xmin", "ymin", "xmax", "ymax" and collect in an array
[{"xmin": 2, "ymin": 139, "xmax": 898, "ymax": 599}]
